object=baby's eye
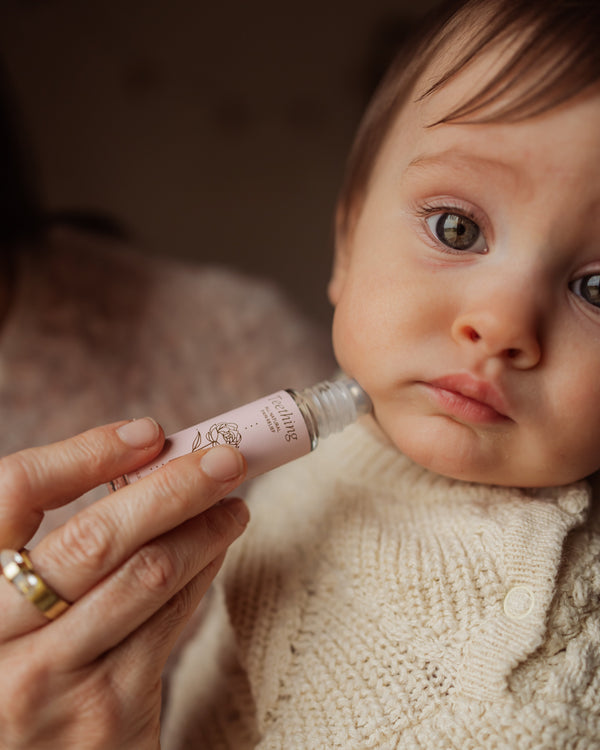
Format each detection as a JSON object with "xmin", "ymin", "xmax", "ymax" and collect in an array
[
  {"xmin": 570, "ymin": 274, "xmax": 600, "ymax": 308},
  {"xmin": 425, "ymin": 212, "xmax": 487, "ymax": 253}
]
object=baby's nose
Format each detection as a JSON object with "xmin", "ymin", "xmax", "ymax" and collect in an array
[{"xmin": 451, "ymin": 305, "xmax": 542, "ymax": 369}]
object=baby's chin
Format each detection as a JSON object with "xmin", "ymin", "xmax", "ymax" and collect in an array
[
  {"xmin": 368, "ymin": 412, "xmax": 491, "ymax": 482},
  {"xmin": 369, "ymin": 412, "xmax": 577, "ymax": 489}
]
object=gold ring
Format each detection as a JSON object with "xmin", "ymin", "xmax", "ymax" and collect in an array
[{"xmin": 0, "ymin": 548, "xmax": 70, "ymax": 620}]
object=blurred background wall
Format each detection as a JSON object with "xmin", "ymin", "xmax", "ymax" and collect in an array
[{"xmin": 0, "ymin": 0, "xmax": 437, "ymax": 325}]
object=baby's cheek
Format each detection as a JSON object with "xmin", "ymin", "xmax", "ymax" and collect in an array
[
  {"xmin": 550, "ymin": 379, "xmax": 600, "ymax": 477},
  {"xmin": 331, "ymin": 304, "xmax": 362, "ymax": 372}
]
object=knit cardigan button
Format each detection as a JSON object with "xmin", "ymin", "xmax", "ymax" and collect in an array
[{"xmin": 503, "ymin": 586, "xmax": 535, "ymax": 620}]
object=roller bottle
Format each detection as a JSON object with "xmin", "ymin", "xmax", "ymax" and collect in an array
[{"xmin": 109, "ymin": 376, "xmax": 371, "ymax": 491}]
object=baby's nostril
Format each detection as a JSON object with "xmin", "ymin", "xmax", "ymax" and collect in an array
[{"xmin": 467, "ymin": 327, "xmax": 481, "ymax": 343}]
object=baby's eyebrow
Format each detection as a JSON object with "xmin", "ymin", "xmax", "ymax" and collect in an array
[{"xmin": 406, "ymin": 149, "xmax": 521, "ymax": 182}]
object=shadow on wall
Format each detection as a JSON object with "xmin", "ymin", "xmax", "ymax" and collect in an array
[{"xmin": 0, "ymin": 0, "xmax": 436, "ymax": 325}]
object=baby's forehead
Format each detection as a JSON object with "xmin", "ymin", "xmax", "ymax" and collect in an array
[{"xmin": 388, "ymin": 84, "xmax": 600, "ymax": 187}]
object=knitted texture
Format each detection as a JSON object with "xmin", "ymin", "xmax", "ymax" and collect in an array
[{"xmin": 164, "ymin": 421, "xmax": 600, "ymax": 749}]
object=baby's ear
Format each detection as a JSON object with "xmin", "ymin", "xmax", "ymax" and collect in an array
[
  {"xmin": 328, "ymin": 204, "xmax": 353, "ymax": 305},
  {"xmin": 327, "ymin": 263, "xmax": 345, "ymax": 306}
]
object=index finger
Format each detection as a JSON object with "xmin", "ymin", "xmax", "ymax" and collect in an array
[{"xmin": 0, "ymin": 419, "xmax": 164, "ymax": 548}]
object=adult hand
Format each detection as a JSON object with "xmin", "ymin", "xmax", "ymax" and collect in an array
[{"xmin": 0, "ymin": 418, "xmax": 249, "ymax": 749}]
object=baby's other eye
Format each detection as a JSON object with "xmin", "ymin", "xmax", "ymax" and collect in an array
[
  {"xmin": 425, "ymin": 212, "xmax": 487, "ymax": 253},
  {"xmin": 569, "ymin": 274, "xmax": 600, "ymax": 308}
]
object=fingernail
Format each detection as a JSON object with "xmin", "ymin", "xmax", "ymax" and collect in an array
[
  {"xmin": 200, "ymin": 446, "xmax": 244, "ymax": 482},
  {"xmin": 116, "ymin": 418, "xmax": 160, "ymax": 448},
  {"xmin": 220, "ymin": 497, "xmax": 250, "ymax": 527}
]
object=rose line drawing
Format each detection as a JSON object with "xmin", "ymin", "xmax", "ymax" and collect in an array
[{"xmin": 191, "ymin": 422, "xmax": 243, "ymax": 452}]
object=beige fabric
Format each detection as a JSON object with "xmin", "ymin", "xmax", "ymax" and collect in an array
[{"xmin": 165, "ymin": 421, "xmax": 600, "ymax": 749}]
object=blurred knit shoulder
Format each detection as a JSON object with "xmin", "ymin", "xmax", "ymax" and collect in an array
[{"xmin": 0, "ymin": 225, "xmax": 335, "ymax": 455}]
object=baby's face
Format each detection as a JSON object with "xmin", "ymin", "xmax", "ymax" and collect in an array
[{"xmin": 329, "ymin": 58, "xmax": 600, "ymax": 486}]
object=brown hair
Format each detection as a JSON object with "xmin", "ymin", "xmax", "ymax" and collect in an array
[{"xmin": 337, "ymin": 0, "xmax": 600, "ymax": 236}]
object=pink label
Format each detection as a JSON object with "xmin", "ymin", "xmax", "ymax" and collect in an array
[{"xmin": 123, "ymin": 390, "xmax": 311, "ymax": 485}]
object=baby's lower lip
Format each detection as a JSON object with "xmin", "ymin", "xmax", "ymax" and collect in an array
[{"xmin": 421, "ymin": 383, "xmax": 509, "ymax": 424}]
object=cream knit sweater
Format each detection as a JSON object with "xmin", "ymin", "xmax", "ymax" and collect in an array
[{"xmin": 164, "ymin": 420, "xmax": 600, "ymax": 749}]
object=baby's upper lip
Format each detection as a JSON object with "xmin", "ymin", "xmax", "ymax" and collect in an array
[{"xmin": 428, "ymin": 373, "xmax": 511, "ymax": 418}]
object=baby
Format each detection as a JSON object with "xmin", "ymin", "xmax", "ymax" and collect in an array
[{"xmin": 164, "ymin": 0, "xmax": 600, "ymax": 747}]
